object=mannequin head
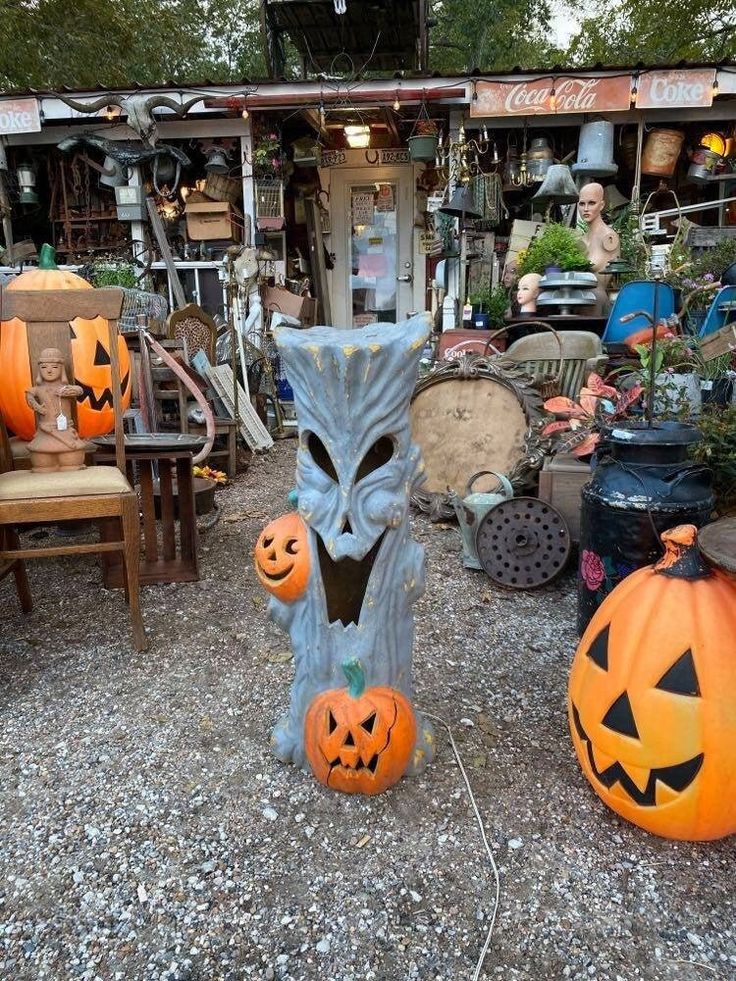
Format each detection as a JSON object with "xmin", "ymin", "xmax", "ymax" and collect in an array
[
  {"xmin": 578, "ymin": 182, "xmax": 606, "ymax": 225},
  {"xmin": 516, "ymin": 273, "xmax": 542, "ymax": 313}
]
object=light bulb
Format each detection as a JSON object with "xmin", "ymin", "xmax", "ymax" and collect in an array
[
  {"xmin": 241, "ymin": 106, "xmax": 249, "ymax": 120},
  {"xmin": 549, "ymin": 87, "xmax": 557, "ymax": 112},
  {"xmin": 105, "ymin": 106, "xmax": 116, "ymax": 122},
  {"xmin": 393, "ymin": 95, "xmax": 401, "ymax": 112},
  {"xmin": 712, "ymin": 79, "xmax": 720, "ymax": 100}
]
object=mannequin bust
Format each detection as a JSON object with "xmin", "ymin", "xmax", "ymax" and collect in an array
[
  {"xmin": 516, "ymin": 273, "xmax": 543, "ymax": 314},
  {"xmin": 578, "ymin": 182, "xmax": 620, "ymax": 314},
  {"xmin": 25, "ymin": 348, "xmax": 86, "ymax": 473}
]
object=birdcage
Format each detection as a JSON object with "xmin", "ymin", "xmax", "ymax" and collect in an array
[
  {"xmin": 108, "ymin": 287, "xmax": 170, "ymax": 333},
  {"xmin": 471, "ymin": 172, "xmax": 505, "ymax": 230},
  {"xmin": 255, "ymin": 179, "xmax": 285, "ymax": 231}
]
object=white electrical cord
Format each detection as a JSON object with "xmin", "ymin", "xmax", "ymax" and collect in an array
[{"xmin": 421, "ymin": 711, "xmax": 501, "ymax": 981}]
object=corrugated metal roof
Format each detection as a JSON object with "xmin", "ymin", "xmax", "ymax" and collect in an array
[{"xmin": 1, "ymin": 59, "xmax": 734, "ymax": 101}]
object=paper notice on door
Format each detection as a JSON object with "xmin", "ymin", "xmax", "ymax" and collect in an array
[
  {"xmin": 353, "ymin": 313, "xmax": 378, "ymax": 328},
  {"xmin": 375, "ymin": 184, "xmax": 395, "ymax": 212},
  {"xmin": 352, "ymin": 193, "xmax": 374, "ymax": 224}
]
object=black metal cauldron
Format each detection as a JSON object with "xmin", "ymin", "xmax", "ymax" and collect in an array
[{"xmin": 577, "ymin": 422, "xmax": 713, "ymax": 634}]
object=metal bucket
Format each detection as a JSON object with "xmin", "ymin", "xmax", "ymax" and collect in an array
[
  {"xmin": 641, "ymin": 129, "xmax": 685, "ymax": 177},
  {"xmin": 577, "ymin": 423, "xmax": 713, "ymax": 634},
  {"xmin": 687, "ymin": 146, "xmax": 722, "ymax": 183}
]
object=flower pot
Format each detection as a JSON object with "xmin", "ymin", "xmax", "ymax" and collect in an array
[
  {"xmin": 408, "ymin": 134, "xmax": 438, "ymax": 162},
  {"xmin": 653, "ymin": 372, "xmax": 702, "ymax": 418},
  {"xmin": 544, "ymin": 264, "xmax": 562, "ymax": 276},
  {"xmin": 701, "ymin": 377, "xmax": 734, "ymax": 406}
]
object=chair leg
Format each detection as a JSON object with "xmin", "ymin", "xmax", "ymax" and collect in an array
[
  {"xmin": 120, "ymin": 495, "xmax": 148, "ymax": 652},
  {"xmin": 5, "ymin": 528, "xmax": 33, "ymax": 614}
]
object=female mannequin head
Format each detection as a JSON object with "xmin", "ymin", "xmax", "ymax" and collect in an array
[{"xmin": 516, "ymin": 273, "xmax": 542, "ymax": 313}]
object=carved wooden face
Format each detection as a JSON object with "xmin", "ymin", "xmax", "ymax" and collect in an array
[
  {"xmin": 254, "ymin": 512, "xmax": 310, "ymax": 603},
  {"xmin": 305, "ymin": 662, "xmax": 416, "ymax": 795},
  {"xmin": 569, "ymin": 550, "xmax": 736, "ymax": 841}
]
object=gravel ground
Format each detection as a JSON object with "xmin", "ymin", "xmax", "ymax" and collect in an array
[{"xmin": 1, "ymin": 438, "xmax": 734, "ymax": 981}]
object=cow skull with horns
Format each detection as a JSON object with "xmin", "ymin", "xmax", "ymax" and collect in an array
[{"xmin": 56, "ymin": 94, "xmax": 204, "ymax": 146}]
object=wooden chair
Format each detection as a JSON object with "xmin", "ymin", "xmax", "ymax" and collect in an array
[
  {"xmin": 167, "ymin": 303, "xmax": 217, "ymax": 365},
  {"xmin": 504, "ymin": 329, "xmax": 607, "ymax": 400},
  {"xmin": 0, "ymin": 288, "xmax": 147, "ymax": 652}
]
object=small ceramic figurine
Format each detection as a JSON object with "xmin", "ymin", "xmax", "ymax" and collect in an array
[
  {"xmin": 25, "ymin": 348, "xmax": 86, "ymax": 473},
  {"xmin": 578, "ymin": 182, "xmax": 621, "ymax": 314},
  {"xmin": 516, "ymin": 273, "xmax": 543, "ymax": 314}
]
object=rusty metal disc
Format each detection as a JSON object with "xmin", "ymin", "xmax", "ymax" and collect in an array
[{"xmin": 475, "ymin": 497, "xmax": 571, "ymax": 589}]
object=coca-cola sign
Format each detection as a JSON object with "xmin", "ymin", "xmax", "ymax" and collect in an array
[
  {"xmin": 470, "ymin": 76, "xmax": 632, "ymax": 117},
  {"xmin": 635, "ymin": 69, "xmax": 713, "ymax": 109},
  {"xmin": 0, "ymin": 98, "xmax": 41, "ymax": 135}
]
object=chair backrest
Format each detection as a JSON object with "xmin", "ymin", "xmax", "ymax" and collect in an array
[
  {"xmin": 602, "ymin": 280, "xmax": 677, "ymax": 343},
  {"xmin": 0, "ymin": 288, "xmax": 126, "ymax": 472},
  {"xmin": 167, "ymin": 303, "xmax": 217, "ymax": 364},
  {"xmin": 700, "ymin": 285, "xmax": 736, "ymax": 338},
  {"xmin": 506, "ymin": 330, "xmax": 605, "ymax": 400}
]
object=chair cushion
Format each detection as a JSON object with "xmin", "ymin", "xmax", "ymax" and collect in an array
[{"xmin": 0, "ymin": 465, "xmax": 132, "ymax": 501}]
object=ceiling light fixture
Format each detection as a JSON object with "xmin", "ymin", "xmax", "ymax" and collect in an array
[{"xmin": 344, "ymin": 124, "xmax": 370, "ymax": 149}]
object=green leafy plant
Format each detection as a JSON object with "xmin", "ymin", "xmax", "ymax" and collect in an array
[
  {"xmin": 612, "ymin": 206, "xmax": 648, "ymax": 281},
  {"xmin": 516, "ymin": 223, "xmax": 591, "ymax": 277},
  {"xmin": 692, "ymin": 405, "xmax": 736, "ymax": 516},
  {"xmin": 88, "ymin": 261, "xmax": 138, "ymax": 289}
]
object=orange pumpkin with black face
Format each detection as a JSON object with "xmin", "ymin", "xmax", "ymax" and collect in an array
[
  {"xmin": 304, "ymin": 659, "xmax": 416, "ymax": 795},
  {"xmin": 0, "ymin": 244, "xmax": 131, "ymax": 439},
  {"xmin": 569, "ymin": 525, "xmax": 736, "ymax": 841},
  {"xmin": 254, "ymin": 512, "xmax": 310, "ymax": 602}
]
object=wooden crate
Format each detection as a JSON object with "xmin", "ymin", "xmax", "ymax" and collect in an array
[{"xmin": 538, "ymin": 453, "xmax": 592, "ymax": 543}]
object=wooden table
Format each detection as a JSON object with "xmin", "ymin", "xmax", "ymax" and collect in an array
[
  {"xmin": 698, "ymin": 518, "xmax": 736, "ymax": 577},
  {"xmin": 97, "ymin": 447, "xmax": 200, "ymax": 585}
]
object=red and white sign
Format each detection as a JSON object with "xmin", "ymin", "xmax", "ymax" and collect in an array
[
  {"xmin": 635, "ymin": 69, "xmax": 714, "ymax": 109},
  {"xmin": 0, "ymin": 98, "xmax": 41, "ymax": 136},
  {"xmin": 470, "ymin": 76, "xmax": 632, "ymax": 117}
]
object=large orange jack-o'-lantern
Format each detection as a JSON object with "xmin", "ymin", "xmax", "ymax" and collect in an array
[
  {"xmin": 254, "ymin": 511, "xmax": 310, "ymax": 603},
  {"xmin": 568, "ymin": 525, "xmax": 736, "ymax": 841},
  {"xmin": 0, "ymin": 244, "xmax": 131, "ymax": 439},
  {"xmin": 305, "ymin": 659, "xmax": 416, "ymax": 795}
]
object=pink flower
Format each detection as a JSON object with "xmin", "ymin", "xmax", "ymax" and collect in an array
[
  {"xmin": 271, "ymin": 157, "xmax": 280, "ymax": 169},
  {"xmin": 581, "ymin": 550, "xmax": 606, "ymax": 591}
]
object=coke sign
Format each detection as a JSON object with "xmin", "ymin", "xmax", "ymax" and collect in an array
[
  {"xmin": 470, "ymin": 76, "xmax": 632, "ymax": 117},
  {"xmin": 0, "ymin": 98, "xmax": 41, "ymax": 135},
  {"xmin": 635, "ymin": 69, "xmax": 713, "ymax": 109}
]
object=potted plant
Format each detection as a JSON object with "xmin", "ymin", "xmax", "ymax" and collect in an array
[
  {"xmin": 541, "ymin": 371, "xmax": 643, "ymax": 459},
  {"xmin": 632, "ymin": 332, "xmax": 702, "ymax": 418},
  {"xmin": 517, "ymin": 223, "xmax": 592, "ymax": 278},
  {"xmin": 692, "ymin": 405, "xmax": 736, "ymax": 516},
  {"xmin": 408, "ymin": 108, "xmax": 439, "ymax": 163}
]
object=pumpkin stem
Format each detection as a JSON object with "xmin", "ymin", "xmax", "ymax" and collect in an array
[
  {"xmin": 342, "ymin": 658, "xmax": 366, "ymax": 698},
  {"xmin": 654, "ymin": 524, "xmax": 711, "ymax": 580},
  {"xmin": 37, "ymin": 244, "xmax": 58, "ymax": 270}
]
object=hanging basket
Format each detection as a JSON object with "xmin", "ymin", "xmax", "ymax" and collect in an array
[{"xmin": 408, "ymin": 134, "xmax": 439, "ymax": 162}]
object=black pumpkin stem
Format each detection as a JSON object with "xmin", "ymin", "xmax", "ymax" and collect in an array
[
  {"xmin": 342, "ymin": 658, "xmax": 366, "ymax": 698},
  {"xmin": 655, "ymin": 525, "xmax": 712, "ymax": 581}
]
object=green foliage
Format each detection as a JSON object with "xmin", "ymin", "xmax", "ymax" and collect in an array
[
  {"xmin": 568, "ymin": 0, "xmax": 736, "ymax": 65},
  {"xmin": 88, "ymin": 262, "xmax": 138, "ymax": 289},
  {"xmin": 612, "ymin": 207, "xmax": 649, "ymax": 281},
  {"xmin": 517, "ymin": 224, "xmax": 591, "ymax": 277},
  {"xmin": 469, "ymin": 285, "xmax": 509, "ymax": 328},
  {"xmin": 692, "ymin": 405, "xmax": 736, "ymax": 516}
]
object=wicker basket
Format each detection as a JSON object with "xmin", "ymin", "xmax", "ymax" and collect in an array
[{"xmin": 204, "ymin": 173, "xmax": 241, "ymax": 205}]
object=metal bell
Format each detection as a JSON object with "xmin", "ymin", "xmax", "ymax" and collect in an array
[
  {"xmin": 572, "ymin": 120, "xmax": 618, "ymax": 177},
  {"xmin": 204, "ymin": 147, "xmax": 230, "ymax": 174},
  {"xmin": 531, "ymin": 164, "xmax": 579, "ymax": 206},
  {"xmin": 439, "ymin": 183, "xmax": 483, "ymax": 221}
]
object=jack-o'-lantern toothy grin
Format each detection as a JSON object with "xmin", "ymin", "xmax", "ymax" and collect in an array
[{"xmin": 571, "ymin": 704, "xmax": 704, "ymax": 806}]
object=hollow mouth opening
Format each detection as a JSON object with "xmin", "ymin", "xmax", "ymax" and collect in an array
[{"xmin": 316, "ymin": 531, "xmax": 386, "ymax": 626}]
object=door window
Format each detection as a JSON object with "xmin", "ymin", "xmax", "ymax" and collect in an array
[{"xmin": 349, "ymin": 182, "xmax": 397, "ymax": 327}]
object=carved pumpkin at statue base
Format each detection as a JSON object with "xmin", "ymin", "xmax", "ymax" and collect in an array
[
  {"xmin": 305, "ymin": 659, "xmax": 416, "ymax": 795},
  {"xmin": 569, "ymin": 525, "xmax": 736, "ymax": 841}
]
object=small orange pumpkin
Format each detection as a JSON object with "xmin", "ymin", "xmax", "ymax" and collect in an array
[
  {"xmin": 304, "ymin": 659, "xmax": 416, "ymax": 795},
  {"xmin": 569, "ymin": 525, "xmax": 736, "ymax": 841},
  {"xmin": 0, "ymin": 244, "xmax": 131, "ymax": 439},
  {"xmin": 254, "ymin": 511, "xmax": 310, "ymax": 602}
]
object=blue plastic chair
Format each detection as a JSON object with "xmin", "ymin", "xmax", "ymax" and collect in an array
[
  {"xmin": 699, "ymin": 285, "xmax": 736, "ymax": 338},
  {"xmin": 602, "ymin": 280, "xmax": 677, "ymax": 344}
]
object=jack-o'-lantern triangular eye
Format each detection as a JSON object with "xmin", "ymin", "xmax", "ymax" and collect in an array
[
  {"xmin": 656, "ymin": 649, "xmax": 700, "ymax": 697},
  {"xmin": 361, "ymin": 712, "xmax": 377, "ymax": 734},
  {"xmin": 586, "ymin": 625, "xmax": 609, "ymax": 670},
  {"xmin": 93, "ymin": 340, "xmax": 111, "ymax": 366},
  {"xmin": 328, "ymin": 711, "xmax": 338, "ymax": 734}
]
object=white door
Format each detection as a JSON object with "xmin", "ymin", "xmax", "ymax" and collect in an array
[{"xmin": 330, "ymin": 167, "xmax": 416, "ymax": 328}]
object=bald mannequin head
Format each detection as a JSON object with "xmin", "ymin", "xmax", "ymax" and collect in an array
[{"xmin": 578, "ymin": 182, "xmax": 605, "ymax": 226}]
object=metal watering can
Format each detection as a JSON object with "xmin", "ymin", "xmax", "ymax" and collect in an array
[{"xmin": 449, "ymin": 470, "xmax": 515, "ymax": 570}]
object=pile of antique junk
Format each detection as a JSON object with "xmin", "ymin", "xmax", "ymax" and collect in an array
[{"xmin": 2, "ymin": 86, "xmax": 736, "ymax": 847}]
